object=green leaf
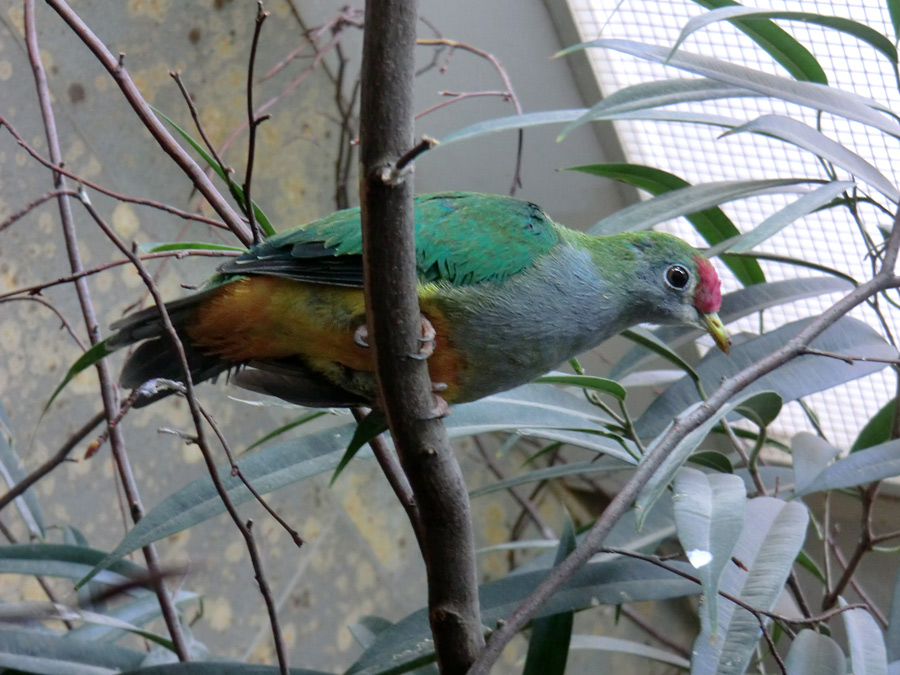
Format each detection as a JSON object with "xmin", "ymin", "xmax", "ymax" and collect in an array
[
  {"xmin": 725, "ymin": 181, "xmax": 856, "ymax": 253},
  {"xmin": 44, "ymin": 338, "xmax": 117, "ymax": 413},
  {"xmin": 791, "ymin": 432, "xmax": 840, "ymax": 494},
  {"xmin": 0, "ymin": 403, "xmax": 44, "ymax": 538},
  {"xmin": 139, "ymin": 242, "xmax": 247, "ymax": 253},
  {"xmin": 852, "ymin": 397, "xmax": 898, "ymax": 452},
  {"xmin": 724, "ymin": 115, "xmax": 899, "ymax": 201},
  {"xmin": 887, "ymin": 561, "xmax": 900, "ymax": 660},
  {"xmin": 523, "ymin": 517, "xmax": 576, "ymax": 675},
  {"xmin": 153, "ymin": 107, "xmax": 276, "ymax": 237},
  {"xmin": 438, "ymin": 109, "xmax": 587, "ymax": 145},
  {"xmin": 535, "ymin": 373, "xmax": 627, "ymax": 401},
  {"xmin": 889, "ymin": 0, "xmax": 900, "ymax": 43},
  {"xmin": 620, "ymin": 326, "xmax": 701, "ymax": 384},
  {"xmin": 636, "ymin": 316, "xmax": 897, "ymax": 440},
  {"xmin": 346, "ymin": 557, "xmax": 697, "ymax": 675},
  {"xmin": 679, "ymin": 5, "xmax": 897, "ymax": 71},
  {"xmin": 0, "ymin": 544, "xmax": 148, "ymax": 586},
  {"xmin": 636, "ymin": 390, "xmax": 772, "ymax": 529},
  {"xmin": 65, "ymin": 590, "xmax": 199, "ymax": 644},
  {"xmin": 0, "ymin": 627, "xmax": 144, "ymax": 674},
  {"xmin": 784, "ymin": 630, "xmax": 846, "ymax": 675},
  {"xmin": 735, "ymin": 390, "xmax": 783, "ymax": 427},
  {"xmin": 842, "ymin": 598, "xmax": 889, "ymax": 675},
  {"xmin": 243, "ymin": 410, "xmax": 327, "ymax": 454},
  {"xmin": 557, "ymin": 78, "xmax": 755, "ymax": 140},
  {"xmin": 688, "ymin": 451, "xmax": 734, "ymax": 473},
  {"xmin": 673, "ymin": 467, "xmax": 746, "ymax": 637},
  {"xmin": 561, "ymin": 39, "xmax": 900, "ymax": 137},
  {"xmin": 469, "ymin": 457, "xmax": 632, "ymax": 499},
  {"xmin": 568, "ymin": 635, "xmax": 690, "ymax": 669},
  {"xmin": 796, "ymin": 437, "xmax": 900, "ymax": 495},
  {"xmin": 330, "ymin": 410, "xmax": 387, "ymax": 486},
  {"xmin": 692, "ymin": 498, "xmax": 809, "ymax": 675}
]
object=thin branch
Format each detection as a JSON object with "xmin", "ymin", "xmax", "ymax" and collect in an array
[
  {"xmin": 75, "ymin": 191, "xmax": 290, "ymax": 674},
  {"xmin": 0, "ymin": 296, "xmax": 87, "ymax": 351},
  {"xmin": 469, "ymin": 207, "xmax": 900, "ymax": 674},
  {"xmin": 0, "ymin": 116, "xmax": 229, "ymax": 231},
  {"xmin": 243, "ymin": 2, "xmax": 270, "ymax": 245},
  {"xmin": 0, "ymin": 249, "xmax": 240, "ymax": 303},
  {"xmin": 24, "ymin": 0, "xmax": 190, "ymax": 660}
]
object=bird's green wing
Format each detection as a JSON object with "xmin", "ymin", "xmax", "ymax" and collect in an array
[{"xmin": 217, "ymin": 192, "xmax": 560, "ymax": 287}]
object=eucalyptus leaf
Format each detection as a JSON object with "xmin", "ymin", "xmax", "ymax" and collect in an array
[
  {"xmin": 791, "ymin": 432, "xmax": 841, "ymax": 494},
  {"xmin": 0, "ymin": 407, "xmax": 44, "ymax": 538},
  {"xmin": 0, "ymin": 544, "xmax": 148, "ymax": 587},
  {"xmin": 796, "ymin": 437, "xmax": 900, "ymax": 495},
  {"xmin": 438, "ymin": 109, "xmax": 587, "ymax": 145},
  {"xmin": 852, "ymin": 396, "xmax": 897, "ymax": 452}
]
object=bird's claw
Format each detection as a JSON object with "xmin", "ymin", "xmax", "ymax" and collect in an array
[
  {"xmin": 409, "ymin": 316, "xmax": 437, "ymax": 360},
  {"xmin": 354, "ymin": 324, "xmax": 369, "ymax": 348},
  {"xmin": 424, "ymin": 394, "xmax": 451, "ymax": 419}
]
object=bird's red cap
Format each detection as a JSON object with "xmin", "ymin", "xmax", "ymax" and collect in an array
[{"xmin": 692, "ymin": 256, "xmax": 722, "ymax": 314}]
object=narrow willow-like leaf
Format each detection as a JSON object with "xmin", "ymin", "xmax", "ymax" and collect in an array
[
  {"xmin": 560, "ymin": 39, "xmax": 900, "ymax": 138},
  {"xmin": 611, "ymin": 277, "xmax": 853, "ymax": 379},
  {"xmin": 674, "ymin": 7, "xmax": 897, "ymax": 69},
  {"xmin": 672, "ymin": 468, "xmax": 746, "ymax": 637},
  {"xmin": 153, "ymin": 107, "xmax": 276, "ymax": 237},
  {"xmin": 568, "ymin": 634, "xmax": 690, "ymax": 669},
  {"xmin": 331, "ymin": 411, "xmax": 387, "ymax": 486},
  {"xmin": 727, "ymin": 181, "xmax": 855, "ymax": 253},
  {"xmin": 523, "ymin": 517, "xmax": 576, "ymax": 675},
  {"xmin": 843, "ymin": 598, "xmax": 889, "ymax": 675},
  {"xmin": 784, "ymin": 630, "xmax": 846, "ymax": 675},
  {"xmin": 889, "ymin": 0, "xmax": 900, "ymax": 44},
  {"xmin": 469, "ymin": 457, "xmax": 632, "ymax": 498},
  {"xmin": 0, "ymin": 544, "xmax": 148, "ymax": 587},
  {"xmin": 65, "ymin": 590, "xmax": 199, "ymax": 643},
  {"xmin": 0, "ymin": 627, "xmax": 144, "ymax": 674},
  {"xmin": 636, "ymin": 316, "xmax": 897, "ymax": 439},
  {"xmin": 139, "ymin": 242, "xmax": 247, "ymax": 253},
  {"xmin": 439, "ymin": 109, "xmax": 587, "ymax": 145},
  {"xmin": 620, "ymin": 326, "xmax": 701, "ymax": 383},
  {"xmin": 688, "ymin": 0, "xmax": 828, "ymax": 83},
  {"xmin": 346, "ymin": 557, "xmax": 697, "ymax": 675},
  {"xmin": 724, "ymin": 115, "xmax": 899, "ymax": 201},
  {"xmin": 557, "ymin": 78, "xmax": 756, "ymax": 139},
  {"xmin": 535, "ymin": 373, "xmax": 627, "ymax": 401},
  {"xmin": 243, "ymin": 410, "xmax": 327, "ymax": 454},
  {"xmin": 796, "ymin": 437, "xmax": 900, "ymax": 494},
  {"xmin": 692, "ymin": 498, "xmax": 809, "ymax": 675},
  {"xmin": 44, "ymin": 338, "xmax": 116, "ymax": 413}
]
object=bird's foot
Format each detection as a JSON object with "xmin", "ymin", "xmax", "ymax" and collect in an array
[
  {"xmin": 409, "ymin": 316, "xmax": 437, "ymax": 360},
  {"xmin": 353, "ymin": 324, "xmax": 369, "ymax": 348},
  {"xmin": 424, "ymin": 394, "xmax": 451, "ymax": 419}
]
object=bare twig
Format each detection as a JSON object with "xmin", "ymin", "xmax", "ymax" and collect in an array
[
  {"xmin": 358, "ymin": 0, "xmax": 484, "ymax": 671},
  {"xmin": 243, "ymin": 2, "xmax": 270, "ymax": 245},
  {"xmin": 469, "ymin": 208, "xmax": 900, "ymax": 673},
  {"xmin": 0, "ymin": 296, "xmax": 87, "ymax": 351},
  {"xmin": 24, "ymin": 0, "xmax": 190, "ymax": 660},
  {"xmin": 75, "ymin": 191, "xmax": 290, "ymax": 674}
]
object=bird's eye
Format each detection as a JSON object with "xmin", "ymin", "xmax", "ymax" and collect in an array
[{"xmin": 665, "ymin": 264, "xmax": 690, "ymax": 290}]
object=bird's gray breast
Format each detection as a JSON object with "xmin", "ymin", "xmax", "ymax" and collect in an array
[{"xmin": 438, "ymin": 245, "xmax": 628, "ymax": 401}]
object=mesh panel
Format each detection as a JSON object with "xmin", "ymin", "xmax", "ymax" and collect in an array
[{"xmin": 568, "ymin": 0, "xmax": 898, "ymax": 447}]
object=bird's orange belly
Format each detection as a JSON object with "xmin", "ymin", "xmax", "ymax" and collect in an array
[{"xmin": 185, "ymin": 277, "xmax": 464, "ymax": 400}]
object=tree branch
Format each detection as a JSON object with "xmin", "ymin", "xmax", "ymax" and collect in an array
[{"xmin": 357, "ymin": 0, "xmax": 484, "ymax": 672}]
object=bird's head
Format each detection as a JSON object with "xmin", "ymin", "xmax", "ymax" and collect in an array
[{"xmin": 622, "ymin": 232, "xmax": 730, "ymax": 354}]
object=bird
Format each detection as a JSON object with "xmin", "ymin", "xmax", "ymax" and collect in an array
[{"xmin": 109, "ymin": 191, "xmax": 729, "ymax": 409}]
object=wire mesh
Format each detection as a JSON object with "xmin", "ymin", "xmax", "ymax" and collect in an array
[{"xmin": 567, "ymin": 0, "xmax": 899, "ymax": 447}]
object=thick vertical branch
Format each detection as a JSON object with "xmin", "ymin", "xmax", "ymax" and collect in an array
[{"xmin": 357, "ymin": 1, "xmax": 484, "ymax": 672}]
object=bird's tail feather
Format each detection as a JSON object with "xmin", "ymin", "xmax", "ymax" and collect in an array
[{"xmin": 110, "ymin": 290, "xmax": 229, "ymax": 405}]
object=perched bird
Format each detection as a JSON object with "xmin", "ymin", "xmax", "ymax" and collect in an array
[{"xmin": 110, "ymin": 192, "xmax": 729, "ymax": 408}]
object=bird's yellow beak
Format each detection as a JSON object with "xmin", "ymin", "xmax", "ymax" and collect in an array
[{"xmin": 701, "ymin": 312, "xmax": 730, "ymax": 354}]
